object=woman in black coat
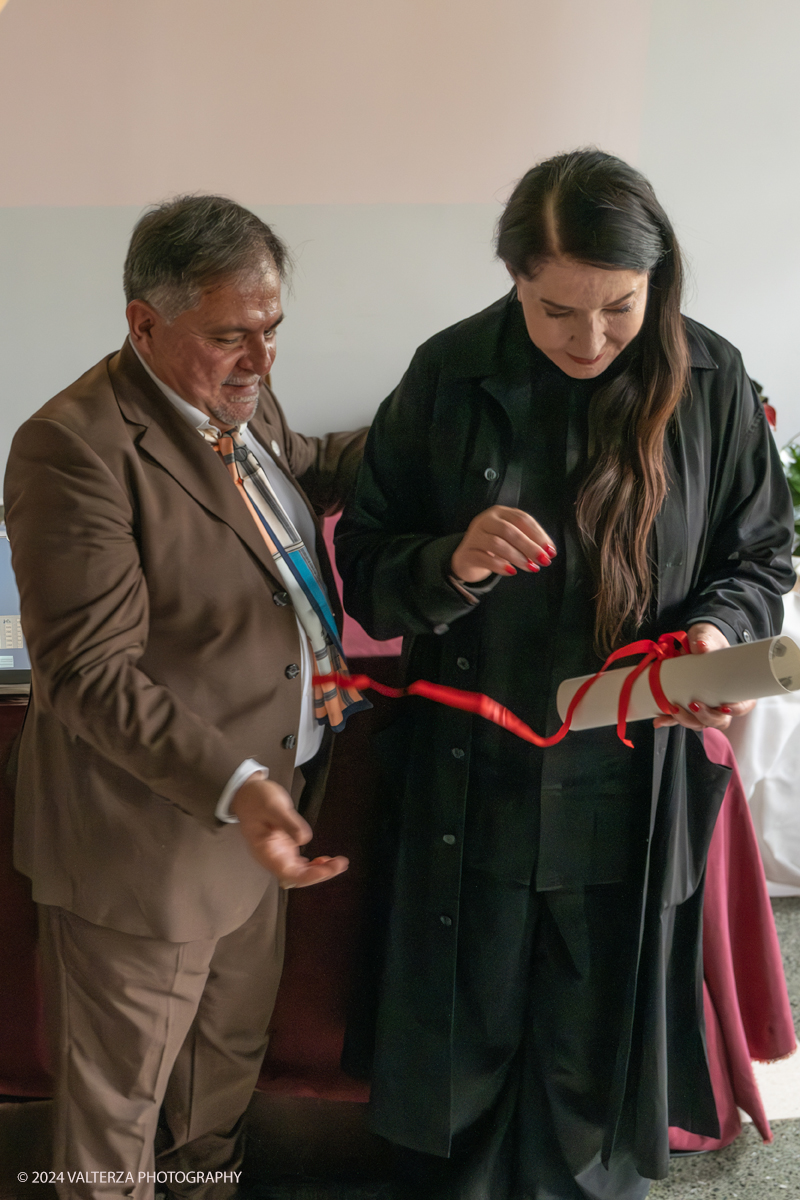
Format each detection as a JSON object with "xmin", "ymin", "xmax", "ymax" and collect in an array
[{"xmin": 335, "ymin": 150, "xmax": 795, "ymax": 1200}]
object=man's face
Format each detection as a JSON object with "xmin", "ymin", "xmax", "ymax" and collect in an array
[{"xmin": 127, "ymin": 267, "xmax": 283, "ymax": 427}]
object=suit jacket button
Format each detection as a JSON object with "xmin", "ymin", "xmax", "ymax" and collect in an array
[
  {"xmin": 451, "ymin": 747, "xmax": 465, "ymax": 760},
  {"xmin": 456, "ymin": 657, "xmax": 470, "ymax": 671},
  {"xmin": 484, "ymin": 467, "xmax": 498, "ymax": 481},
  {"xmin": 273, "ymin": 591, "xmax": 290, "ymax": 607},
  {"xmin": 439, "ymin": 915, "xmax": 453, "ymax": 927},
  {"xmin": 443, "ymin": 834, "xmax": 456, "ymax": 845},
  {"xmin": 282, "ymin": 735, "xmax": 297, "ymax": 750},
  {"xmin": 285, "ymin": 663, "xmax": 300, "ymax": 679}
]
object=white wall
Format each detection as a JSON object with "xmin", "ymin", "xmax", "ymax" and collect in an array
[
  {"xmin": 263, "ymin": 205, "xmax": 510, "ymax": 430},
  {"xmin": 0, "ymin": 0, "xmax": 649, "ymax": 468},
  {"xmin": 0, "ymin": 203, "xmax": 509, "ymax": 465},
  {"xmin": 639, "ymin": 0, "xmax": 800, "ymax": 442},
  {"xmin": 1, "ymin": 0, "xmax": 799, "ymax": 462},
  {"xmin": 0, "ymin": 0, "xmax": 648, "ymax": 206}
]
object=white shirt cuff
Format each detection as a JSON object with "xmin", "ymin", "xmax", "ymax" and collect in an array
[{"xmin": 215, "ymin": 758, "xmax": 269, "ymax": 823}]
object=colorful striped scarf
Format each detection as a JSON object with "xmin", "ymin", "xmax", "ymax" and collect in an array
[{"xmin": 203, "ymin": 424, "xmax": 368, "ymax": 732}]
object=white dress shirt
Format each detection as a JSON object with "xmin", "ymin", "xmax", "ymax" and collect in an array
[{"xmin": 132, "ymin": 345, "xmax": 325, "ymax": 820}]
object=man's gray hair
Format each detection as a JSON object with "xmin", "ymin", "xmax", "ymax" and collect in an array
[{"xmin": 123, "ymin": 194, "xmax": 289, "ymax": 321}]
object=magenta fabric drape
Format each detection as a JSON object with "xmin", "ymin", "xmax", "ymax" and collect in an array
[{"xmin": 669, "ymin": 728, "xmax": 796, "ymax": 1150}]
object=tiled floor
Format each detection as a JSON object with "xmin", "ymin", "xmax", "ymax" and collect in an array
[{"xmin": 649, "ymin": 1120, "xmax": 800, "ymax": 1199}]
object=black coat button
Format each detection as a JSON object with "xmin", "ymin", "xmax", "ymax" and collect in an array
[
  {"xmin": 742, "ymin": 630, "xmax": 752, "ymax": 642},
  {"xmin": 442, "ymin": 834, "xmax": 456, "ymax": 845},
  {"xmin": 451, "ymin": 747, "xmax": 465, "ymax": 760},
  {"xmin": 273, "ymin": 591, "xmax": 290, "ymax": 607},
  {"xmin": 457, "ymin": 657, "xmax": 470, "ymax": 671},
  {"xmin": 484, "ymin": 467, "xmax": 498, "ymax": 481},
  {"xmin": 285, "ymin": 663, "xmax": 300, "ymax": 679},
  {"xmin": 281, "ymin": 735, "xmax": 297, "ymax": 750},
  {"xmin": 440, "ymin": 915, "xmax": 453, "ymax": 927}
]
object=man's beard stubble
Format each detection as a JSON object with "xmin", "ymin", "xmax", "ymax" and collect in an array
[{"xmin": 207, "ymin": 380, "xmax": 260, "ymax": 429}]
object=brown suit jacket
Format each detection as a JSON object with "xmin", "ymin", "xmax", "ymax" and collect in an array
[{"xmin": 4, "ymin": 341, "xmax": 366, "ymax": 941}]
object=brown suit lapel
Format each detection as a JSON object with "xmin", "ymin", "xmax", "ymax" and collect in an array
[{"xmin": 108, "ymin": 341, "xmax": 285, "ymax": 587}]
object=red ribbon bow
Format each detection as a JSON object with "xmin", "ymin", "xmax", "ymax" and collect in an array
[{"xmin": 313, "ymin": 630, "xmax": 691, "ymax": 749}]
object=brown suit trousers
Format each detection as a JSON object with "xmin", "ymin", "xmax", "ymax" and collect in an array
[{"xmin": 39, "ymin": 882, "xmax": 286, "ymax": 1200}]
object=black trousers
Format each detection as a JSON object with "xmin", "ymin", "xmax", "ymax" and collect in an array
[{"xmin": 396, "ymin": 871, "xmax": 651, "ymax": 1200}]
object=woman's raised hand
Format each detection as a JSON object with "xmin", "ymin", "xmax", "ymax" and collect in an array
[
  {"xmin": 652, "ymin": 622, "xmax": 757, "ymax": 732},
  {"xmin": 450, "ymin": 506, "xmax": 557, "ymax": 584}
]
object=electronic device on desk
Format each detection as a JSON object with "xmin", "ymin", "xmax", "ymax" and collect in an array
[{"xmin": 0, "ymin": 523, "xmax": 30, "ymax": 696}]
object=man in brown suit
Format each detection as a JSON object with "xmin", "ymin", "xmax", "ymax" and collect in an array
[{"xmin": 4, "ymin": 196, "xmax": 365, "ymax": 1200}]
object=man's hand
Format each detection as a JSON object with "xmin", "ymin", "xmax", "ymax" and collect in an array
[
  {"xmin": 230, "ymin": 774, "xmax": 348, "ymax": 889},
  {"xmin": 652, "ymin": 622, "xmax": 757, "ymax": 731},
  {"xmin": 451, "ymin": 506, "xmax": 557, "ymax": 583}
]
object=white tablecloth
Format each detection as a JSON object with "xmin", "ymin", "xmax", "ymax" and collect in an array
[{"xmin": 724, "ymin": 591, "xmax": 800, "ymax": 896}]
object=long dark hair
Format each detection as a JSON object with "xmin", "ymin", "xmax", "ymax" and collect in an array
[{"xmin": 496, "ymin": 149, "xmax": 689, "ymax": 653}]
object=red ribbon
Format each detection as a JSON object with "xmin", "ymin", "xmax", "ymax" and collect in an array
[{"xmin": 314, "ymin": 631, "xmax": 691, "ymax": 749}]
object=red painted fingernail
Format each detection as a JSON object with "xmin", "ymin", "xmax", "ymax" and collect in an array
[
  {"xmin": 526, "ymin": 559, "xmax": 540, "ymax": 572},
  {"xmin": 696, "ymin": 639, "xmax": 708, "ymax": 648},
  {"xmin": 546, "ymin": 545, "xmax": 557, "ymax": 557},
  {"xmin": 688, "ymin": 702, "xmax": 701, "ymax": 713},
  {"xmin": 537, "ymin": 552, "xmax": 551, "ymax": 566},
  {"xmin": 719, "ymin": 705, "xmax": 731, "ymax": 714},
  {"xmin": 504, "ymin": 565, "xmax": 517, "ymax": 575}
]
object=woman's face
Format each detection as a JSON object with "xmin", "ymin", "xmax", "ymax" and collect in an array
[{"xmin": 510, "ymin": 256, "xmax": 649, "ymax": 379}]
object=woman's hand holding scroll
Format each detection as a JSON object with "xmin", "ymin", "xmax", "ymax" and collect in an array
[{"xmin": 652, "ymin": 622, "xmax": 757, "ymax": 731}]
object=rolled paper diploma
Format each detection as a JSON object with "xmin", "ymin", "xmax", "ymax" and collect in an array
[{"xmin": 556, "ymin": 636, "xmax": 800, "ymax": 732}]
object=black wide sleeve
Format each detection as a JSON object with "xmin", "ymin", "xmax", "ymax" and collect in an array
[
  {"xmin": 335, "ymin": 349, "xmax": 489, "ymax": 640},
  {"xmin": 682, "ymin": 363, "xmax": 795, "ymax": 643}
]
